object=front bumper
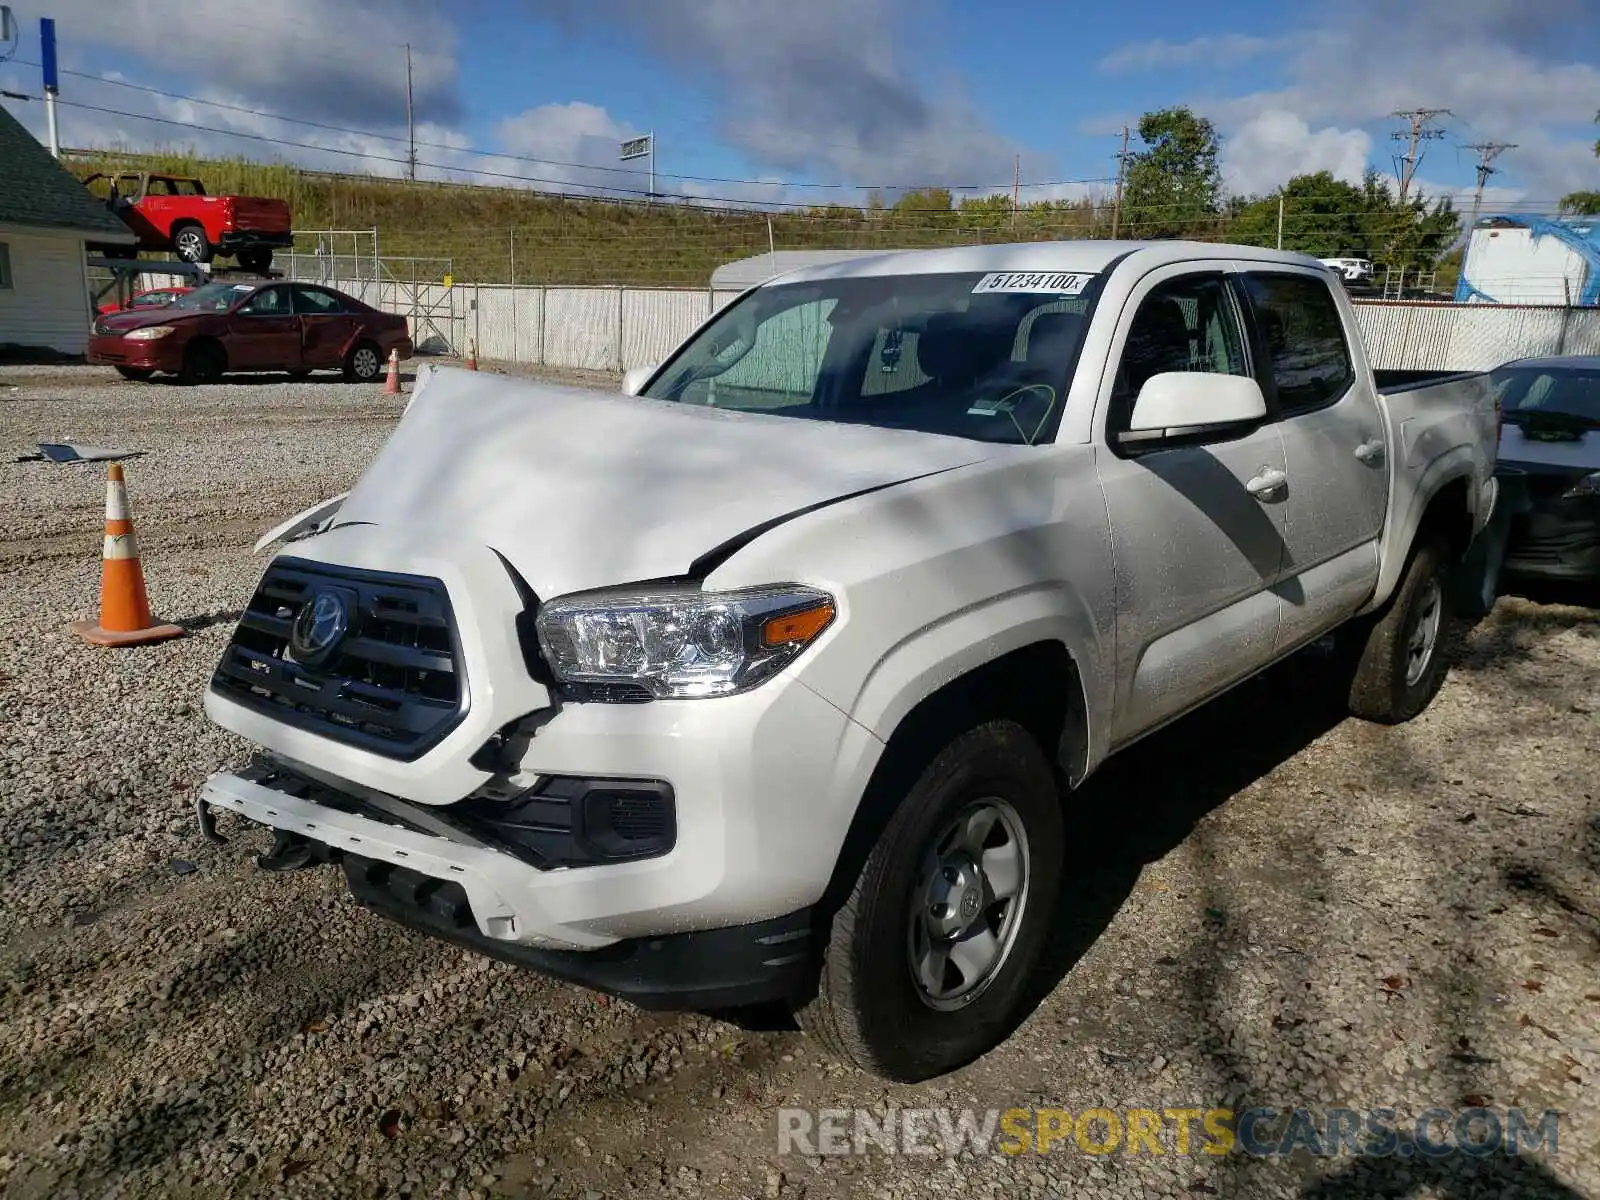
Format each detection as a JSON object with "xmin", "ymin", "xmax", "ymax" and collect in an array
[
  {"xmin": 86, "ymin": 334, "xmax": 182, "ymax": 372},
  {"xmin": 1498, "ymin": 471, "xmax": 1600, "ymax": 582},
  {"xmin": 197, "ymin": 767, "xmax": 818, "ymax": 1008},
  {"xmin": 1503, "ymin": 499, "xmax": 1600, "ymax": 580}
]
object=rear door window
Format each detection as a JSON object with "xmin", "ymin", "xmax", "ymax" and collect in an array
[
  {"xmin": 1239, "ymin": 273, "xmax": 1355, "ymax": 413},
  {"xmin": 292, "ymin": 285, "xmax": 348, "ymax": 315}
]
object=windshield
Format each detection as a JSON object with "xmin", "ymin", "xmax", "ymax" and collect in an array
[
  {"xmin": 639, "ymin": 270, "xmax": 1102, "ymax": 444},
  {"xmin": 169, "ymin": 282, "xmax": 256, "ymax": 312},
  {"xmin": 1493, "ymin": 366, "xmax": 1600, "ymax": 428}
]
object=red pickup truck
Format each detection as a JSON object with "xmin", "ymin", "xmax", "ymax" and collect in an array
[{"xmin": 84, "ymin": 172, "xmax": 294, "ymax": 273}]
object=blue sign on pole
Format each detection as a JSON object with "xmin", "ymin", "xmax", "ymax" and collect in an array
[{"xmin": 40, "ymin": 16, "xmax": 58, "ymax": 92}]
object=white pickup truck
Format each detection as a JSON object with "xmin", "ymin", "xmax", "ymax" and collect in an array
[{"xmin": 198, "ymin": 241, "xmax": 1498, "ymax": 1082}]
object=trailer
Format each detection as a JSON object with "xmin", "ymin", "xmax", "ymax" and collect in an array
[
  {"xmin": 85, "ymin": 256, "xmax": 283, "ymax": 314},
  {"xmin": 1456, "ymin": 214, "xmax": 1600, "ymax": 307}
]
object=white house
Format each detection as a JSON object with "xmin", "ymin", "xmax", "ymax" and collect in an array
[{"xmin": 0, "ymin": 104, "xmax": 136, "ymax": 356}]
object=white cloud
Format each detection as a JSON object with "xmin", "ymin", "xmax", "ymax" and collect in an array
[
  {"xmin": 1194, "ymin": 0, "xmax": 1599, "ymax": 202},
  {"xmin": 1098, "ymin": 34, "xmax": 1284, "ymax": 75},
  {"xmin": 519, "ymin": 0, "xmax": 1046, "ymax": 202},
  {"xmin": 1221, "ymin": 110, "xmax": 1372, "ymax": 196},
  {"xmin": 0, "ymin": 0, "xmax": 461, "ymax": 129}
]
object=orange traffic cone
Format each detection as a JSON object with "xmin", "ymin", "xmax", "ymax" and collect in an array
[
  {"xmin": 466, "ymin": 339, "xmax": 478, "ymax": 371},
  {"xmin": 384, "ymin": 347, "xmax": 401, "ymax": 395},
  {"xmin": 69, "ymin": 463, "xmax": 184, "ymax": 647}
]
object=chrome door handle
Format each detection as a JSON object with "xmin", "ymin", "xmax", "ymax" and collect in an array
[
  {"xmin": 1246, "ymin": 467, "xmax": 1288, "ymax": 500},
  {"xmin": 1354, "ymin": 439, "xmax": 1385, "ymax": 463}
]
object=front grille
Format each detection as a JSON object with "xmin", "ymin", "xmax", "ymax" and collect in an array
[{"xmin": 211, "ymin": 558, "xmax": 467, "ymax": 760}]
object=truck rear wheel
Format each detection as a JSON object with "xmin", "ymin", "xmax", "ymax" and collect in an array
[
  {"xmin": 237, "ymin": 248, "xmax": 273, "ymax": 274},
  {"xmin": 795, "ymin": 720, "xmax": 1063, "ymax": 1082},
  {"xmin": 1346, "ymin": 534, "xmax": 1455, "ymax": 723}
]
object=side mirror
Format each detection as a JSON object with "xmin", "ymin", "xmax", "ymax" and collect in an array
[
  {"xmin": 622, "ymin": 365, "xmax": 654, "ymax": 396},
  {"xmin": 1119, "ymin": 372, "xmax": 1267, "ymax": 446}
]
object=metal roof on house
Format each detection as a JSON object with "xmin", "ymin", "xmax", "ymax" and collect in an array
[{"xmin": 0, "ymin": 105, "xmax": 135, "ymax": 239}]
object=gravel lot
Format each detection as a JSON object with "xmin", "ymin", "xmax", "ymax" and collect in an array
[{"xmin": 1, "ymin": 363, "xmax": 1596, "ymax": 1200}]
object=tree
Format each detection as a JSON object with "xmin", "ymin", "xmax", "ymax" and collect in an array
[
  {"xmin": 891, "ymin": 187, "xmax": 953, "ymax": 212},
  {"xmin": 1558, "ymin": 111, "xmax": 1599, "ymax": 213},
  {"xmin": 1227, "ymin": 171, "xmax": 1370, "ymax": 258},
  {"xmin": 1226, "ymin": 167, "xmax": 1456, "ymax": 273},
  {"xmin": 1120, "ymin": 107, "xmax": 1222, "ymax": 239}
]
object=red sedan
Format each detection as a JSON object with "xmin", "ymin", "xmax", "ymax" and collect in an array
[
  {"xmin": 96, "ymin": 285, "xmax": 193, "ymax": 316},
  {"xmin": 87, "ymin": 280, "xmax": 413, "ymax": 384}
]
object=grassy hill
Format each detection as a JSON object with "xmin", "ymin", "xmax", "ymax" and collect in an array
[
  {"xmin": 64, "ymin": 148, "xmax": 1458, "ymax": 293},
  {"xmin": 63, "ymin": 148, "xmax": 1118, "ymax": 287}
]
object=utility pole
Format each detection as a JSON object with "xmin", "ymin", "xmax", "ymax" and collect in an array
[
  {"xmin": 404, "ymin": 43, "xmax": 416, "ymax": 182},
  {"xmin": 1276, "ymin": 191, "xmax": 1285, "ymax": 250},
  {"xmin": 1389, "ymin": 108, "xmax": 1452, "ymax": 203},
  {"xmin": 1011, "ymin": 154, "xmax": 1020, "ymax": 233},
  {"xmin": 39, "ymin": 16, "xmax": 58, "ymax": 158},
  {"xmin": 1111, "ymin": 124, "xmax": 1130, "ymax": 239},
  {"xmin": 1463, "ymin": 141, "xmax": 1516, "ymax": 230}
]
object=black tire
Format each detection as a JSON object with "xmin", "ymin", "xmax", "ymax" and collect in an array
[
  {"xmin": 237, "ymin": 247, "xmax": 273, "ymax": 274},
  {"xmin": 172, "ymin": 222, "xmax": 212, "ymax": 264},
  {"xmin": 794, "ymin": 720, "xmax": 1064, "ymax": 1082},
  {"xmin": 1346, "ymin": 535, "xmax": 1454, "ymax": 723},
  {"xmin": 178, "ymin": 339, "xmax": 225, "ymax": 385},
  {"xmin": 343, "ymin": 341, "xmax": 383, "ymax": 383},
  {"xmin": 114, "ymin": 366, "xmax": 154, "ymax": 382}
]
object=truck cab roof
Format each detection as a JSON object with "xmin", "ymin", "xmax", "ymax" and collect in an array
[{"xmin": 766, "ymin": 240, "xmax": 1332, "ymax": 287}]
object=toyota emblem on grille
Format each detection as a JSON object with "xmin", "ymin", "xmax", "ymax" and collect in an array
[{"xmin": 289, "ymin": 589, "xmax": 350, "ymax": 664}]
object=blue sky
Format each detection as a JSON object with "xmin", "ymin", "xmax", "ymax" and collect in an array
[{"xmin": 0, "ymin": 0, "xmax": 1595, "ymax": 213}]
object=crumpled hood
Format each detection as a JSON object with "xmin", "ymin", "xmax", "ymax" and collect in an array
[{"xmin": 328, "ymin": 367, "xmax": 992, "ymax": 598}]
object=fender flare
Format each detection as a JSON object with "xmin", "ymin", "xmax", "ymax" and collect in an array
[
  {"xmin": 824, "ymin": 582, "xmax": 1111, "ymax": 802},
  {"xmin": 1362, "ymin": 450, "xmax": 1480, "ymax": 615}
]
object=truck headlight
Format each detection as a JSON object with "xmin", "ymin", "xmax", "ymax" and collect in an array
[
  {"xmin": 535, "ymin": 584, "xmax": 836, "ymax": 699},
  {"xmin": 124, "ymin": 325, "xmax": 176, "ymax": 341},
  {"xmin": 1561, "ymin": 471, "xmax": 1600, "ymax": 499}
]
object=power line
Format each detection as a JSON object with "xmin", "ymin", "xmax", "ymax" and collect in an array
[
  {"xmin": 17, "ymin": 63, "xmax": 1107, "ymax": 198},
  {"xmin": 50, "ymin": 97, "xmax": 1116, "ymax": 211}
]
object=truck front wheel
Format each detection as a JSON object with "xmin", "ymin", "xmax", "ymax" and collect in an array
[
  {"xmin": 795, "ymin": 720, "xmax": 1063, "ymax": 1082},
  {"xmin": 1345, "ymin": 534, "xmax": 1455, "ymax": 723},
  {"xmin": 172, "ymin": 223, "xmax": 212, "ymax": 264}
]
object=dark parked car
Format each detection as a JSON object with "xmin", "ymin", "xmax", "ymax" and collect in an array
[
  {"xmin": 1486, "ymin": 355, "xmax": 1600, "ymax": 586},
  {"xmin": 86, "ymin": 280, "xmax": 413, "ymax": 384},
  {"xmin": 96, "ymin": 285, "xmax": 193, "ymax": 316}
]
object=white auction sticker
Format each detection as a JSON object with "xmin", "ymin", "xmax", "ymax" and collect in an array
[{"xmin": 972, "ymin": 271, "xmax": 1094, "ymax": 295}]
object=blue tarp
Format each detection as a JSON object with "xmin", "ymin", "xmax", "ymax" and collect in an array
[{"xmin": 1456, "ymin": 214, "xmax": 1600, "ymax": 305}]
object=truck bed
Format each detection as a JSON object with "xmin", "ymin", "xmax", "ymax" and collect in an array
[{"xmin": 1364, "ymin": 368, "xmax": 1499, "ymax": 614}]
